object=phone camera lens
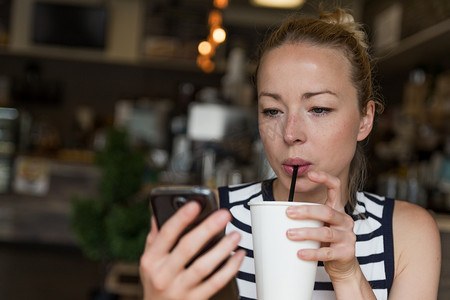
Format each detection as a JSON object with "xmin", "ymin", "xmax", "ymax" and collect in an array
[{"xmin": 173, "ymin": 196, "xmax": 188, "ymax": 209}]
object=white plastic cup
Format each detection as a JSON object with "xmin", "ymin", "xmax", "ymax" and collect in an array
[{"xmin": 249, "ymin": 201, "xmax": 323, "ymax": 300}]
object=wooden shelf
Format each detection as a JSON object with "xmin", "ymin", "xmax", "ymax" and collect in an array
[{"xmin": 0, "ymin": 45, "xmax": 213, "ymax": 73}]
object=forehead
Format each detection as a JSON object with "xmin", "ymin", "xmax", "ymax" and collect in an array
[
  {"xmin": 257, "ymin": 42, "xmax": 352, "ymax": 82},
  {"xmin": 257, "ymin": 43, "xmax": 358, "ymax": 103}
]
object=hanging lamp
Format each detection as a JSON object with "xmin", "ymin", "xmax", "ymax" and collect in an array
[{"xmin": 250, "ymin": 0, "xmax": 306, "ymax": 9}]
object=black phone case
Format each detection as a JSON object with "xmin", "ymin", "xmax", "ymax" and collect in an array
[{"xmin": 150, "ymin": 186, "xmax": 218, "ymax": 231}]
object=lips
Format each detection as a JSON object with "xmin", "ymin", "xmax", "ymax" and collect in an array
[{"xmin": 282, "ymin": 158, "xmax": 312, "ymax": 176}]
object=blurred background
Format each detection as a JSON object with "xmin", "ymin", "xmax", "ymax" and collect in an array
[{"xmin": 0, "ymin": 0, "xmax": 449, "ymax": 299}]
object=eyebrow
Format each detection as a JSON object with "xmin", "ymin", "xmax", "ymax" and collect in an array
[
  {"xmin": 258, "ymin": 90, "xmax": 338, "ymax": 100},
  {"xmin": 258, "ymin": 91, "xmax": 281, "ymax": 100},
  {"xmin": 303, "ymin": 90, "xmax": 338, "ymax": 99}
]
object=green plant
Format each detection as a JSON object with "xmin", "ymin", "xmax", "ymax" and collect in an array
[{"xmin": 71, "ymin": 128, "xmax": 150, "ymax": 263}]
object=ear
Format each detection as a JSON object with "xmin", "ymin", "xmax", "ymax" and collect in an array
[{"xmin": 357, "ymin": 100, "xmax": 375, "ymax": 141}]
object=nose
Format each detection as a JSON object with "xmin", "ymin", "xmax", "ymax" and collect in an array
[{"xmin": 283, "ymin": 113, "xmax": 306, "ymax": 145}]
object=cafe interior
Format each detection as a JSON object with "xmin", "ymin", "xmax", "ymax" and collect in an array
[{"xmin": 0, "ymin": 0, "xmax": 449, "ymax": 299}]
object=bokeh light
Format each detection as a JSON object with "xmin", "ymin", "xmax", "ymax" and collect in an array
[
  {"xmin": 198, "ymin": 41, "xmax": 212, "ymax": 55},
  {"xmin": 212, "ymin": 27, "xmax": 226, "ymax": 44}
]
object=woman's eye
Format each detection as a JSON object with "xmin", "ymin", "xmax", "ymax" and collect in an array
[
  {"xmin": 262, "ymin": 109, "xmax": 280, "ymax": 116},
  {"xmin": 311, "ymin": 107, "xmax": 331, "ymax": 115}
]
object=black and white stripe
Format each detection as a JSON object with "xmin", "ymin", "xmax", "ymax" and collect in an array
[{"xmin": 219, "ymin": 180, "xmax": 395, "ymax": 300}]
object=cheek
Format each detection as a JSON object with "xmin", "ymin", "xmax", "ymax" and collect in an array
[
  {"xmin": 322, "ymin": 120, "xmax": 359, "ymax": 159},
  {"xmin": 259, "ymin": 125, "xmax": 275, "ymax": 155},
  {"xmin": 258, "ymin": 122, "xmax": 282, "ymax": 164},
  {"xmin": 258, "ymin": 119, "xmax": 284, "ymax": 144},
  {"xmin": 334, "ymin": 113, "xmax": 361, "ymax": 140}
]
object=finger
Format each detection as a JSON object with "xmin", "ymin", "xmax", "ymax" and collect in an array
[
  {"xmin": 155, "ymin": 209, "xmax": 231, "ymax": 285},
  {"xmin": 190, "ymin": 250, "xmax": 246, "ymax": 299},
  {"xmin": 180, "ymin": 231, "xmax": 242, "ymax": 288},
  {"xmin": 145, "ymin": 216, "xmax": 159, "ymax": 249},
  {"xmin": 297, "ymin": 244, "xmax": 355, "ymax": 262},
  {"xmin": 287, "ymin": 226, "xmax": 355, "ymax": 245},
  {"xmin": 168, "ymin": 209, "xmax": 232, "ymax": 271},
  {"xmin": 140, "ymin": 217, "xmax": 159, "ymax": 278},
  {"xmin": 307, "ymin": 171, "xmax": 343, "ymax": 211},
  {"xmin": 150, "ymin": 201, "xmax": 201, "ymax": 257},
  {"xmin": 286, "ymin": 204, "xmax": 353, "ymax": 228},
  {"xmin": 149, "ymin": 206, "xmax": 230, "ymax": 291}
]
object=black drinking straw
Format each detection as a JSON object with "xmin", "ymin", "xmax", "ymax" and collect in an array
[{"xmin": 288, "ymin": 165, "xmax": 299, "ymax": 202}]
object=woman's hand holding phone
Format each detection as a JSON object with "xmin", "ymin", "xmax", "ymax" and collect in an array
[{"xmin": 140, "ymin": 200, "xmax": 245, "ymax": 300}]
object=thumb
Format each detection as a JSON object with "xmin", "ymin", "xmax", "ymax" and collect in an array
[{"xmin": 308, "ymin": 171, "xmax": 343, "ymax": 211}]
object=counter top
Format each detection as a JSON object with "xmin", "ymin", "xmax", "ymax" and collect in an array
[{"xmin": 0, "ymin": 160, "xmax": 100, "ymax": 246}]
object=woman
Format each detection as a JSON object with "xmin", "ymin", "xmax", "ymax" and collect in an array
[{"xmin": 139, "ymin": 7, "xmax": 441, "ymax": 300}]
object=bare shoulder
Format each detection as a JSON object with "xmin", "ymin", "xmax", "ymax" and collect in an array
[
  {"xmin": 393, "ymin": 200, "xmax": 439, "ymax": 238},
  {"xmin": 389, "ymin": 200, "xmax": 441, "ymax": 298}
]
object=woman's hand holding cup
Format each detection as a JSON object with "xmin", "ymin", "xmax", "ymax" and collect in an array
[{"xmin": 286, "ymin": 170, "xmax": 359, "ymax": 281}]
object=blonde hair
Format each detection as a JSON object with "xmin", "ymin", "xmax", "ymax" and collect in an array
[{"xmin": 256, "ymin": 7, "xmax": 384, "ymax": 210}]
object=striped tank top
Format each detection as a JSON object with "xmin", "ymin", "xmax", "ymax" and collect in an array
[{"xmin": 218, "ymin": 179, "xmax": 395, "ymax": 300}]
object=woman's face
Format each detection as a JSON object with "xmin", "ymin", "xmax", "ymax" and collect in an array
[{"xmin": 257, "ymin": 43, "xmax": 374, "ymax": 201}]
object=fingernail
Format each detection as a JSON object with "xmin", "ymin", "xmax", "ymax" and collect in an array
[
  {"xmin": 308, "ymin": 171, "xmax": 319, "ymax": 178},
  {"xmin": 286, "ymin": 206, "xmax": 296, "ymax": 216},
  {"xmin": 235, "ymin": 249, "xmax": 246, "ymax": 261},
  {"xmin": 184, "ymin": 201, "xmax": 199, "ymax": 213},
  {"xmin": 217, "ymin": 210, "xmax": 231, "ymax": 223},
  {"xmin": 298, "ymin": 249, "xmax": 312, "ymax": 260},
  {"xmin": 229, "ymin": 231, "xmax": 241, "ymax": 243},
  {"xmin": 287, "ymin": 229, "xmax": 297, "ymax": 237}
]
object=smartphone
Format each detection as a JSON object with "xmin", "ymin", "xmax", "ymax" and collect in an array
[
  {"xmin": 150, "ymin": 185, "xmax": 218, "ymax": 233},
  {"xmin": 149, "ymin": 185, "xmax": 239, "ymax": 300}
]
